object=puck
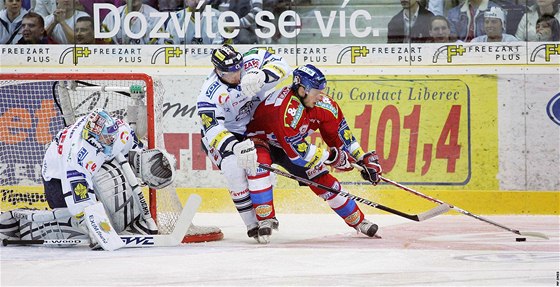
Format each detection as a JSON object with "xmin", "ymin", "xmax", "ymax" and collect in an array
[{"xmin": 515, "ymin": 237, "xmax": 526, "ymax": 242}]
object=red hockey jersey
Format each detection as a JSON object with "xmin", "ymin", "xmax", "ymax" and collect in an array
[{"xmin": 247, "ymin": 86, "xmax": 365, "ymax": 169}]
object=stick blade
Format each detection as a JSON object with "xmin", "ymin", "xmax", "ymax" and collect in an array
[
  {"xmin": 518, "ymin": 231, "xmax": 549, "ymax": 240},
  {"xmin": 416, "ymin": 204, "xmax": 450, "ymax": 221}
]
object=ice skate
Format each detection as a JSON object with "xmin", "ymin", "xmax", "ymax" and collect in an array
[
  {"xmin": 256, "ymin": 218, "xmax": 278, "ymax": 244},
  {"xmin": 356, "ymin": 219, "xmax": 378, "ymax": 237},
  {"xmin": 247, "ymin": 224, "xmax": 259, "ymax": 242}
]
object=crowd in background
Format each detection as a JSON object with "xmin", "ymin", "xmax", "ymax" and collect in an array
[
  {"xmin": 0, "ymin": 0, "xmax": 558, "ymax": 45},
  {"xmin": 389, "ymin": 0, "xmax": 560, "ymax": 43}
]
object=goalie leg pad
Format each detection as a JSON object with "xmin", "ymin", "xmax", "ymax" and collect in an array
[
  {"xmin": 93, "ymin": 160, "xmax": 140, "ymax": 233},
  {"xmin": 83, "ymin": 202, "xmax": 125, "ymax": 251},
  {"xmin": 0, "ymin": 211, "xmax": 20, "ymax": 240},
  {"xmin": 17, "ymin": 210, "xmax": 89, "ymax": 247}
]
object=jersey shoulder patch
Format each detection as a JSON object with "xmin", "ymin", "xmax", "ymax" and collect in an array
[
  {"xmin": 284, "ymin": 96, "xmax": 305, "ymax": 129},
  {"xmin": 70, "ymin": 178, "xmax": 90, "ymax": 203},
  {"xmin": 314, "ymin": 96, "xmax": 338, "ymax": 118},
  {"xmin": 199, "ymin": 110, "xmax": 219, "ymax": 132},
  {"xmin": 202, "ymin": 80, "xmax": 225, "ymax": 100}
]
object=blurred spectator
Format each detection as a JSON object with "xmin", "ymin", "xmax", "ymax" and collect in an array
[
  {"xmin": 5, "ymin": 0, "xmax": 31, "ymax": 9},
  {"xmin": 259, "ymin": 0, "xmax": 290, "ymax": 44},
  {"xmin": 75, "ymin": 15, "xmax": 107, "ymax": 43},
  {"xmin": 535, "ymin": 13, "xmax": 560, "ymax": 40},
  {"xmin": 427, "ymin": 15, "xmax": 458, "ymax": 42},
  {"xmin": 206, "ymin": 0, "xmax": 223, "ymax": 9},
  {"xmin": 0, "ymin": 0, "xmax": 27, "ymax": 44},
  {"xmin": 101, "ymin": 0, "xmax": 161, "ymax": 44},
  {"xmin": 158, "ymin": 0, "xmax": 184, "ymax": 11},
  {"xmin": 44, "ymin": 0, "xmax": 88, "ymax": 43},
  {"xmin": 164, "ymin": 0, "xmax": 223, "ymax": 44},
  {"xmin": 515, "ymin": 0, "xmax": 560, "ymax": 41},
  {"xmin": 17, "ymin": 11, "xmax": 55, "ymax": 43},
  {"xmin": 34, "ymin": 0, "xmax": 57, "ymax": 19},
  {"xmin": 471, "ymin": 6, "xmax": 519, "ymax": 41},
  {"xmin": 142, "ymin": 0, "xmax": 158, "ymax": 9},
  {"xmin": 78, "ymin": 0, "xmax": 123, "ymax": 22},
  {"xmin": 492, "ymin": 0, "xmax": 526, "ymax": 35},
  {"xmin": 387, "ymin": 0, "xmax": 434, "ymax": 43},
  {"xmin": 447, "ymin": 0, "xmax": 501, "ymax": 42},
  {"xmin": 421, "ymin": 0, "xmax": 460, "ymax": 16},
  {"xmin": 224, "ymin": 0, "xmax": 263, "ymax": 44}
]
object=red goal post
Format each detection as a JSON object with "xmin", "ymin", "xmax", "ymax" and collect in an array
[{"xmin": 0, "ymin": 73, "xmax": 222, "ymax": 243}]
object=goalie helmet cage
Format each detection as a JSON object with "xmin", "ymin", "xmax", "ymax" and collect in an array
[{"xmin": 0, "ymin": 73, "xmax": 222, "ymax": 243}]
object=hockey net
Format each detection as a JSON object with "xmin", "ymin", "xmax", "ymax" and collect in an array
[{"xmin": 0, "ymin": 73, "xmax": 222, "ymax": 243}]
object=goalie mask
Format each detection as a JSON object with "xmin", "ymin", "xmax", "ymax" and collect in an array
[{"xmin": 82, "ymin": 109, "xmax": 119, "ymax": 154}]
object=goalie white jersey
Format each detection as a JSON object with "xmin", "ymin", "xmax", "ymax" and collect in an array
[{"xmin": 42, "ymin": 113, "xmax": 142, "ymax": 216}]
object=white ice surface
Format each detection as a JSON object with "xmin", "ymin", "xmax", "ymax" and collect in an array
[{"xmin": 1, "ymin": 213, "xmax": 558, "ymax": 287}]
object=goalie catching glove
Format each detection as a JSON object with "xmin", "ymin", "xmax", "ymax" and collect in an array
[
  {"xmin": 128, "ymin": 148, "xmax": 176, "ymax": 189},
  {"xmin": 357, "ymin": 151, "xmax": 382, "ymax": 185},
  {"xmin": 240, "ymin": 69, "xmax": 266, "ymax": 98}
]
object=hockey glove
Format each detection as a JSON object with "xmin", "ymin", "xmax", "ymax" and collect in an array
[
  {"xmin": 241, "ymin": 69, "xmax": 266, "ymax": 98},
  {"xmin": 357, "ymin": 151, "xmax": 383, "ymax": 185},
  {"xmin": 233, "ymin": 139, "xmax": 258, "ymax": 176},
  {"xmin": 324, "ymin": 147, "xmax": 354, "ymax": 172},
  {"xmin": 129, "ymin": 149, "xmax": 176, "ymax": 189}
]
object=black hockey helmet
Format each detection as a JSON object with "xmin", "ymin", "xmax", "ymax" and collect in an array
[{"xmin": 211, "ymin": 44, "xmax": 243, "ymax": 72}]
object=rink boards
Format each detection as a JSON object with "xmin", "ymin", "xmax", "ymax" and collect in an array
[{"xmin": 0, "ymin": 45, "xmax": 559, "ymax": 215}]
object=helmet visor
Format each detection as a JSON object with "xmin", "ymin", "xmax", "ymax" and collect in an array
[{"xmin": 219, "ymin": 53, "xmax": 243, "ymax": 72}]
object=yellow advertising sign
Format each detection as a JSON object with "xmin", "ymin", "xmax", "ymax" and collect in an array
[{"xmin": 304, "ymin": 75, "xmax": 498, "ymax": 189}]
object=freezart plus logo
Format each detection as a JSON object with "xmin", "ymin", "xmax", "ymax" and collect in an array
[
  {"xmin": 530, "ymin": 44, "xmax": 560, "ymax": 62},
  {"xmin": 151, "ymin": 47, "xmax": 183, "ymax": 64},
  {"xmin": 59, "ymin": 47, "xmax": 91, "ymax": 64},
  {"xmin": 432, "ymin": 45, "xmax": 466, "ymax": 63},
  {"xmin": 257, "ymin": 46, "xmax": 275, "ymax": 54},
  {"xmin": 336, "ymin": 46, "xmax": 369, "ymax": 64}
]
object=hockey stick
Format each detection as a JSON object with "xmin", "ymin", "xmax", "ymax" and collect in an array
[
  {"xmin": 378, "ymin": 175, "xmax": 550, "ymax": 240},
  {"xmin": 2, "ymin": 194, "xmax": 202, "ymax": 248},
  {"xmin": 259, "ymin": 164, "xmax": 449, "ymax": 221}
]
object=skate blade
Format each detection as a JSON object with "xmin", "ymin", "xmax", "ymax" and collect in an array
[{"xmin": 257, "ymin": 234, "xmax": 271, "ymax": 244}]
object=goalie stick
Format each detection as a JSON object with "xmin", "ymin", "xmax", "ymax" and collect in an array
[
  {"xmin": 2, "ymin": 194, "xmax": 202, "ymax": 248},
  {"xmin": 378, "ymin": 175, "xmax": 550, "ymax": 240},
  {"xmin": 259, "ymin": 164, "xmax": 449, "ymax": 221}
]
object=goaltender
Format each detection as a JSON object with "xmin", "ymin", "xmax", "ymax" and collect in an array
[{"xmin": 0, "ymin": 109, "xmax": 175, "ymax": 251}]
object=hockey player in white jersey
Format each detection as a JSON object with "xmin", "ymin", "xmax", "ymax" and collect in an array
[
  {"xmin": 0, "ymin": 109, "xmax": 175, "ymax": 251},
  {"xmin": 197, "ymin": 44, "xmax": 291, "ymax": 242}
]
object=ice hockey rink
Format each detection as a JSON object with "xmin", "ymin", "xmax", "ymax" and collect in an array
[{"xmin": 1, "ymin": 213, "xmax": 558, "ymax": 287}]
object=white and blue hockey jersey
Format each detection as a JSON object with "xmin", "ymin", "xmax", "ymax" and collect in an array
[
  {"xmin": 42, "ymin": 113, "xmax": 142, "ymax": 215},
  {"xmin": 197, "ymin": 48, "xmax": 291, "ymax": 158}
]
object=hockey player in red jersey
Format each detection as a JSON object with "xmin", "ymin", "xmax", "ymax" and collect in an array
[{"xmin": 246, "ymin": 64, "xmax": 383, "ymax": 243}]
